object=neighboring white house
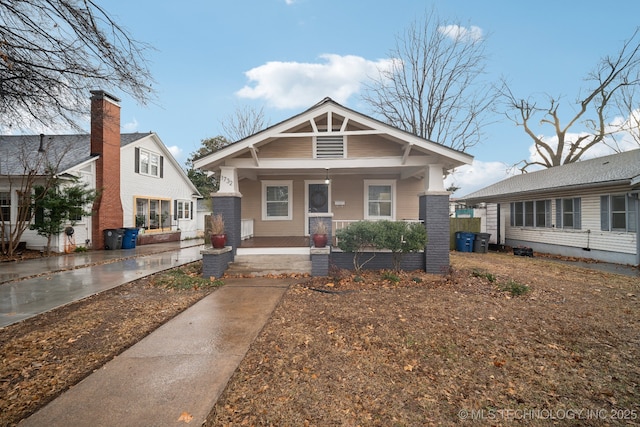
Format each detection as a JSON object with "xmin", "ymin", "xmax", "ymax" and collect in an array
[
  {"xmin": 0, "ymin": 91, "xmax": 201, "ymax": 253},
  {"xmin": 461, "ymin": 150, "xmax": 640, "ymax": 266}
]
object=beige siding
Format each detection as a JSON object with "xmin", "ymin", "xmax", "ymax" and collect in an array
[
  {"xmin": 258, "ymin": 137, "xmax": 312, "ymax": 158},
  {"xmin": 348, "ymin": 135, "xmax": 401, "ymax": 157},
  {"xmin": 238, "ymin": 174, "xmax": 423, "ymax": 236}
]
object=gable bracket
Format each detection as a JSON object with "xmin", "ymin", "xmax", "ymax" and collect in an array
[
  {"xmin": 401, "ymin": 143, "xmax": 412, "ymax": 165},
  {"xmin": 250, "ymin": 145, "xmax": 260, "ymax": 167}
]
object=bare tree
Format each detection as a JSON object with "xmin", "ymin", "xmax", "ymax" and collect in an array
[
  {"xmin": 0, "ymin": 136, "xmax": 74, "ymax": 256},
  {"xmin": 220, "ymin": 105, "xmax": 269, "ymax": 142},
  {"xmin": 503, "ymin": 28, "xmax": 640, "ymax": 171},
  {"xmin": 362, "ymin": 9, "xmax": 498, "ymax": 152},
  {"xmin": 0, "ymin": 0, "xmax": 155, "ymax": 131}
]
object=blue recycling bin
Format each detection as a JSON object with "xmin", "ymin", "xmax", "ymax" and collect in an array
[
  {"xmin": 455, "ymin": 231, "xmax": 475, "ymax": 252},
  {"xmin": 121, "ymin": 227, "xmax": 139, "ymax": 249}
]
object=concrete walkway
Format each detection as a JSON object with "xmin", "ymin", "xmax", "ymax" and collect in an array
[
  {"xmin": 0, "ymin": 240, "xmax": 294, "ymax": 426},
  {"xmin": 19, "ymin": 278, "xmax": 293, "ymax": 427}
]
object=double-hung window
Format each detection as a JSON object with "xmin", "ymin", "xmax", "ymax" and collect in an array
[
  {"xmin": 262, "ymin": 181, "xmax": 292, "ymax": 220},
  {"xmin": 136, "ymin": 148, "xmax": 163, "ymax": 178},
  {"xmin": 510, "ymin": 200, "xmax": 551, "ymax": 227},
  {"xmin": 556, "ymin": 198, "xmax": 581, "ymax": 229},
  {"xmin": 175, "ymin": 200, "xmax": 192, "ymax": 220},
  {"xmin": 0, "ymin": 191, "xmax": 10, "ymax": 222},
  {"xmin": 601, "ymin": 194, "xmax": 637, "ymax": 232},
  {"xmin": 365, "ymin": 180, "xmax": 395, "ymax": 220}
]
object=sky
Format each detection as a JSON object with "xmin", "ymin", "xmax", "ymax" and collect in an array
[{"xmin": 97, "ymin": 0, "xmax": 639, "ymax": 196}]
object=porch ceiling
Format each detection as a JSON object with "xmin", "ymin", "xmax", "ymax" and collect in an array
[{"xmin": 235, "ymin": 164, "xmax": 428, "ymax": 181}]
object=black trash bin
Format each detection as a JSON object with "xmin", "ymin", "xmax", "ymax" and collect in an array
[
  {"xmin": 104, "ymin": 228, "xmax": 123, "ymax": 250},
  {"xmin": 473, "ymin": 233, "xmax": 491, "ymax": 253}
]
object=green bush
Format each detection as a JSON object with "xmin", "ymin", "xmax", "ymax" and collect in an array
[{"xmin": 336, "ymin": 220, "xmax": 427, "ymax": 271}]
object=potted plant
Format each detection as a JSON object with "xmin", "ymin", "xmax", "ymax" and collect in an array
[
  {"xmin": 311, "ymin": 219, "xmax": 328, "ymax": 248},
  {"xmin": 210, "ymin": 214, "xmax": 226, "ymax": 249}
]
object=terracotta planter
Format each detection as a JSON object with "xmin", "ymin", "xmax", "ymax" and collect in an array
[
  {"xmin": 211, "ymin": 234, "xmax": 227, "ymax": 249},
  {"xmin": 312, "ymin": 233, "xmax": 327, "ymax": 248}
]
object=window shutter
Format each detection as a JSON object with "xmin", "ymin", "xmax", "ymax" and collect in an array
[
  {"xmin": 160, "ymin": 156, "xmax": 164, "ymax": 178},
  {"xmin": 545, "ymin": 200, "xmax": 552, "ymax": 228},
  {"xmin": 600, "ymin": 196, "xmax": 609, "ymax": 231},
  {"xmin": 190, "ymin": 201, "xmax": 194, "ymax": 219},
  {"xmin": 555, "ymin": 199, "xmax": 561, "ymax": 228},
  {"xmin": 315, "ymin": 136, "xmax": 344, "ymax": 158},
  {"xmin": 628, "ymin": 195, "xmax": 637, "ymax": 232},
  {"xmin": 174, "ymin": 200, "xmax": 177, "ymax": 220},
  {"xmin": 510, "ymin": 202, "xmax": 514, "ymax": 227},
  {"xmin": 135, "ymin": 148, "xmax": 140, "ymax": 173},
  {"xmin": 573, "ymin": 198, "xmax": 581, "ymax": 230}
]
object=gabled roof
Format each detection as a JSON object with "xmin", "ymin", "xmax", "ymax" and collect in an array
[
  {"xmin": 462, "ymin": 149, "xmax": 640, "ymax": 202},
  {"xmin": 193, "ymin": 97, "xmax": 473, "ymax": 173},
  {"xmin": 0, "ymin": 132, "xmax": 201, "ymax": 197},
  {"xmin": 0, "ymin": 133, "xmax": 151, "ymax": 176}
]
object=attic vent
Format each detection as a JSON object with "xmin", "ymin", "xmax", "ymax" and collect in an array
[{"xmin": 315, "ymin": 135, "xmax": 344, "ymax": 158}]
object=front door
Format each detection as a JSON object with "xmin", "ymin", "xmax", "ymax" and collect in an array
[{"xmin": 306, "ymin": 181, "xmax": 330, "ymax": 235}]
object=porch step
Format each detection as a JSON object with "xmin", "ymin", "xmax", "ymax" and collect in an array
[{"xmin": 226, "ymin": 253, "xmax": 312, "ymax": 276}]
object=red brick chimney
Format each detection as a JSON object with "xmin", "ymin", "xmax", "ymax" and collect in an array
[{"xmin": 90, "ymin": 90, "xmax": 123, "ymax": 249}]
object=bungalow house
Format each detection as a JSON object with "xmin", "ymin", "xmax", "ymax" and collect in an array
[
  {"xmin": 460, "ymin": 149, "xmax": 640, "ymax": 266},
  {"xmin": 0, "ymin": 91, "xmax": 201, "ymax": 253},
  {"xmin": 193, "ymin": 97, "xmax": 473, "ymax": 274}
]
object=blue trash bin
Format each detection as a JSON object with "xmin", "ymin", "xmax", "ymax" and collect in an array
[
  {"xmin": 455, "ymin": 231, "xmax": 475, "ymax": 252},
  {"xmin": 122, "ymin": 227, "xmax": 139, "ymax": 249}
]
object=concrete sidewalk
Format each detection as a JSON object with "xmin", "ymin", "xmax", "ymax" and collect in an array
[
  {"xmin": 0, "ymin": 240, "xmax": 207, "ymax": 327},
  {"xmin": 19, "ymin": 277, "xmax": 293, "ymax": 427}
]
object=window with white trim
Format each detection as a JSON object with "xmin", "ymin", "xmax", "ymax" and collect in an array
[
  {"xmin": 0, "ymin": 191, "xmax": 10, "ymax": 222},
  {"xmin": 365, "ymin": 180, "xmax": 395, "ymax": 220},
  {"xmin": 510, "ymin": 200, "xmax": 551, "ymax": 227},
  {"xmin": 601, "ymin": 194, "xmax": 637, "ymax": 232},
  {"xmin": 136, "ymin": 148, "xmax": 162, "ymax": 178},
  {"xmin": 555, "ymin": 198, "xmax": 581, "ymax": 229},
  {"xmin": 262, "ymin": 181, "xmax": 292, "ymax": 220},
  {"xmin": 176, "ymin": 200, "xmax": 191, "ymax": 220}
]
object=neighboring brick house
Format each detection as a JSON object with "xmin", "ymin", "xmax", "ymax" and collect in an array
[
  {"xmin": 0, "ymin": 91, "xmax": 201, "ymax": 253},
  {"xmin": 193, "ymin": 97, "xmax": 473, "ymax": 273}
]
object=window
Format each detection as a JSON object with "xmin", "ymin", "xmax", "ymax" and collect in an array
[
  {"xmin": 556, "ymin": 198, "xmax": 581, "ymax": 229},
  {"xmin": 601, "ymin": 194, "xmax": 637, "ymax": 232},
  {"xmin": 314, "ymin": 135, "xmax": 345, "ymax": 158},
  {"xmin": 175, "ymin": 200, "xmax": 192, "ymax": 220},
  {"xmin": 365, "ymin": 180, "xmax": 395, "ymax": 220},
  {"xmin": 510, "ymin": 200, "xmax": 551, "ymax": 227},
  {"xmin": 262, "ymin": 181, "xmax": 292, "ymax": 220},
  {"xmin": 135, "ymin": 197, "xmax": 171, "ymax": 231},
  {"xmin": 135, "ymin": 148, "xmax": 163, "ymax": 178},
  {"xmin": 0, "ymin": 192, "xmax": 10, "ymax": 222}
]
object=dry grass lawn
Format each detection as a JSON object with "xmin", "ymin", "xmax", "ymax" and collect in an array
[{"xmin": 206, "ymin": 252, "xmax": 640, "ymax": 426}]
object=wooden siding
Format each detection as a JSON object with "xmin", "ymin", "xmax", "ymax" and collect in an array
[
  {"xmin": 505, "ymin": 192, "xmax": 637, "ymax": 255},
  {"xmin": 238, "ymin": 174, "xmax": 423, "ymax": 237},
  {"xmin": 258, "ymin": 137, "xmax": 312, "ymax": 158},
  {"xmin": 348, "ymin": 135, "xmax": 402, "ymax": 157}
]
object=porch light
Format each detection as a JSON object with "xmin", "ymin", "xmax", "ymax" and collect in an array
[{"xmin": 324, "ymin": 168, "xmax": 330, "ymax": 184}]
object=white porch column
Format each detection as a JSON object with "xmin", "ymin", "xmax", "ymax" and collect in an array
[
  {"xmin": 217, "ymin": 166, "xmax": 240, "ymax": 195},
  {"xmin": 423, "ymin": 164, "xmax": 447, "ymax": 193}
]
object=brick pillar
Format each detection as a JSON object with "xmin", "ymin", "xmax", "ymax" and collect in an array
[
  {"xmin": 212, "ymin": 195, "xmax": 241, "ymax": 255},
  {"xmin": 419, "ymin": 193, "xmax": 450, "ymax": 274},
  {"xmin": 90, "ymin": 90, "xmax": 123, "ymax": 249}
]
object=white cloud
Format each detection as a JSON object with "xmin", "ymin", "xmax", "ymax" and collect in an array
[
  {"xmin": 167, "ymin": 145, "xmax": 182, "ymax": 160},
  {"xmin": 446, "ymin": 160, "xmax": 517, "ymax": 197},
  {"xmin": 122, "ymin": 118, "xmax": 139, "ymax": 133},
  {"xmin": 438, "ymin": 25, "xmax": 483, "ymax": 42},
  {"xmin": 236, "ymin": 54, "xmax": 395, "ymax": 109}
]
